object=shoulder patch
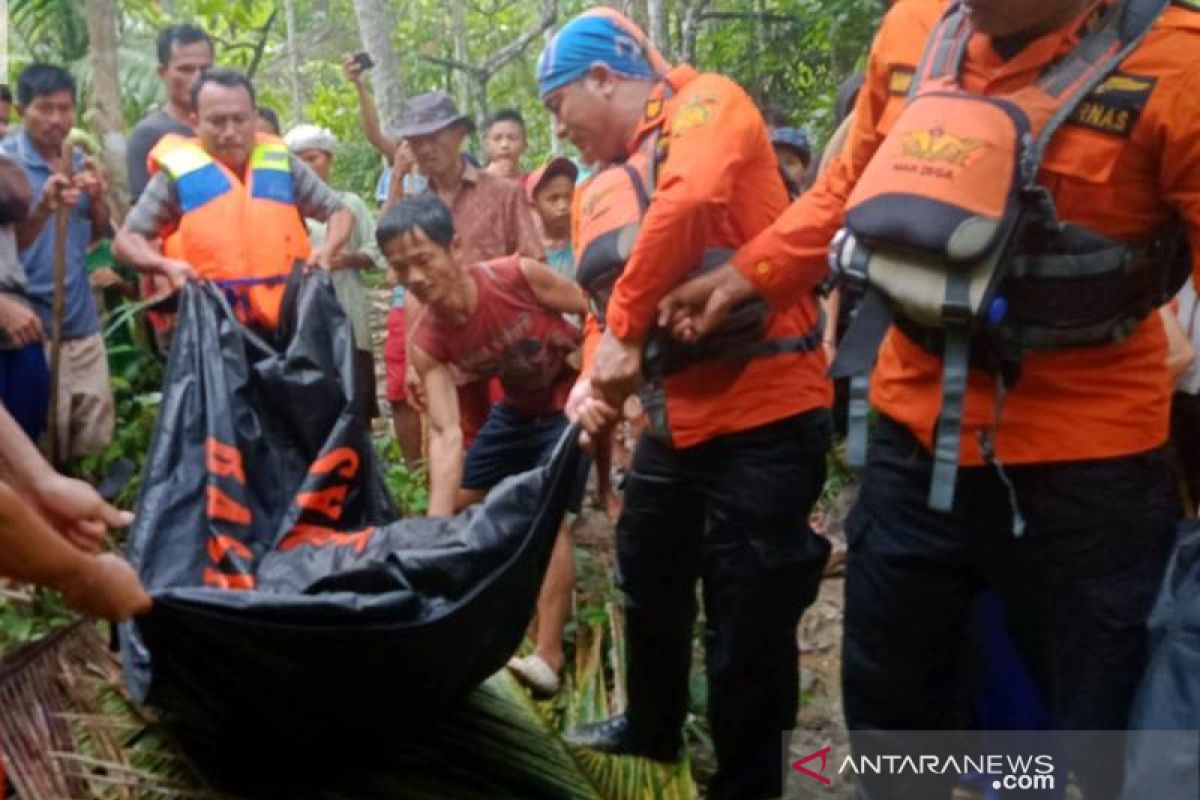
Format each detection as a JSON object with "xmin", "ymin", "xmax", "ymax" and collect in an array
[
  {"xmin": 1065, "ymin": 71, "xmax": 1157, "ymax": 138},
  {"xmin": 670, "ymin": 93, "xmax": 718, "ymax": 137},
  {"xmin": 888, "ymin": 65, "xmax": 915, "ymax": 96}
]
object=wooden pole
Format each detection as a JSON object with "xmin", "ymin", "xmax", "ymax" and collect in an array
[{"xmin": 46, "ymin": 140, "xmax": 75, "ymax": 466}]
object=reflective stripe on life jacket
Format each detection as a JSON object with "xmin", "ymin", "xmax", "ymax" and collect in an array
[{"xmin": 148, "ymin": 133, "xmax": 311, "ymax": 329}]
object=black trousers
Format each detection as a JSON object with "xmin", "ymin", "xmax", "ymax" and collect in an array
[
  {"xmin": 617, "ymin": 410, "xmax": 832, "ymax": 800},
  {"xmin": 843, "ymin": 416, "xmax": 1178, "ymax": 800}
]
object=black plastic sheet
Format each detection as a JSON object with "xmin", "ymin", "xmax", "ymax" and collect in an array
[{"xmin": 119, "ymin": 272, "xmax": 581, "ymax": 747}]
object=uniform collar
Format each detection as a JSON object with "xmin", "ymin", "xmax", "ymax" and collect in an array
[
  {"xmin": 628, "ymin": 64, "xmax": 699, "ymax": 154},
  {"xmin": 967, "ymin": 0, "xmax": 1105, "ymax": 81}
]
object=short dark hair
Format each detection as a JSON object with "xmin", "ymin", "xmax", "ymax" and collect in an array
[
  {"xmin": 157, "ymin": 24, "xmax": 214, "ymax": 67},
  {"xmin": 257, "ymin": 106, "xmax": 281, "ymax": 135},
  {"xmin": 0, "ymin": 85, "xmax": 11, "ymax": 105},
  {"xmin": 487, "ymin": 108, "xmax": 525, "ymax": 133},
  {"xmin": 377, "ymin": 194, "xmax": 456, "ymax": 251},
  {"xmin": 191, "ymin": 67, "xmax": 256, "ymax": 112},
  {"xmin": 16, "ymin": 64, "xmax": 76, "ymax": 106}
]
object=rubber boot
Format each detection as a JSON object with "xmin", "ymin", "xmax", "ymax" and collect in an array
[{"xmin": 567, "ymin": 597, "xmax": 692, "ymax": 762}]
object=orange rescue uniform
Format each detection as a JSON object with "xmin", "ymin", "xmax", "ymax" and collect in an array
[
  {"xmin": 731, "ymin": 0, "xmax": 1200, "ymax": 466},
  {"xmin": 580, "ymin": 65, "xmax": 831, "ymax": 449}
]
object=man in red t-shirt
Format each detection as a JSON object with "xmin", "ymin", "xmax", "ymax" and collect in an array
[{"xmin": 377, "ymin": 193, "xmax": 589, "ymax": 697}]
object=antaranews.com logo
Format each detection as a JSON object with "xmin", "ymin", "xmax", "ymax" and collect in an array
[
  {"xmin": 784, "ymin": 729, "xmax": 1200, "ymax": 798},
  {"xmin": 791, "ymin": 744, "xmax": 1056, "ymax": 792}
]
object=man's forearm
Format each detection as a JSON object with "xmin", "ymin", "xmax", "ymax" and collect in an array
[
  {"xmin": 112, "ymin": 228, "xmax": 171, "ymax": 275},
  {"xmin": 356, "ymin": 84, "xmax": 397, "ymax": 160},
  {"xmin": 427, "ymin": 429, "xmax": 464, "ymax": 516},
  {"xmin": 323, "ymin": 208, "xmax": 354, "ymax": 256},
  {"xmin": 0, "ymin": 404, "xmax": 55, "ymax": 494},
  {"xmin": 0, "ymin": 480, "xmax": 91, "ymax": 591}
]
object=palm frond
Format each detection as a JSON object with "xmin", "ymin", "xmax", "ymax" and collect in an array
[
  {"xmin": 0, "ymin": 585, "xmax": 695, "ymax": 799},
  {"xmin": 9, "ymin": 0, "xmax": 89, "ymax": 63}
]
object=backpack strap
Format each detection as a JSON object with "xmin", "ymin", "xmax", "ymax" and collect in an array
[
  {"xmin": 908, "ymin": 4, "xmax": 972, "ymax": 98},
  {"xmin": 622, "ymin": 162, "xmax": 651, "ymax": 215},
  {"xmin": 1024, "ymin": 0, "xmax": 1170, "ymax": 187},
  {"xmin": 829, "ymin": 288, "xmax": 895, "ymax": 467}
]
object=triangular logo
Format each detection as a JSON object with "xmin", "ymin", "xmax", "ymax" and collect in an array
[{"xmin": 791, "ymin": 745, "xmax": 833, "ymax": 786}]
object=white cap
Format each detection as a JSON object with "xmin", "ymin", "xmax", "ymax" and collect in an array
[{"xmin": 283, "ymin": 124, "xmax": 338, "ymax": 154}]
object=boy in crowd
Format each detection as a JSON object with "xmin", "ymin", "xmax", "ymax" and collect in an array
[
  {"xmin": 284, "ymin": 124, "xmax": 381, "ymax": 422},
  {"xmin": 379, "ymin": 193, "xmax": 587, "ymax": 696},
  {"xmin": 526, "ymin": 156, "xmax": 577, "ymax": 280},
  {"xmin": 770, "ymin": 127, "xmax": 812, "ymax": 198},
  {"xmin": 483, "ymin": 108, "xmax": 529, "ymax": 183}
]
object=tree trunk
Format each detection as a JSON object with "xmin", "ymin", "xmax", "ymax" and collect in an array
[
  {"xmin": 451, "ymin": 0, "xmax": 474, "ymax": 122},
  {"xmin": 545, "ymin": 26, "xmax": 561, "ymax": 155},
  {"xmin": 680, "ymin": 0, "xmax": 712, "ymax": 65},
  {"xmin": 284, "ymin": 0, "xmax": 303, "ymax": 124},
  {"xmin": 350, "ymin": 0, "xmax": 406, "ymax": 134},
  {"xmin": 83, "ymin": 0, "xmax": 128, "ymax": 220},
  {"xmin": 648, "ymin": 0, "xmax": 670, "ymax": 60}
]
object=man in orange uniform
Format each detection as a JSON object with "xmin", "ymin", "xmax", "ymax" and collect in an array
[
  {"xmin": 663, "ymin": 0, "xmax": 1200, "ymax": 795},
  {"xmin": 114, "ymin": 68, "xmax": 352, "ymax": 330},
  {"xmin": 538, "ymin": 10, "xmax": 832, "ymax": 799}
]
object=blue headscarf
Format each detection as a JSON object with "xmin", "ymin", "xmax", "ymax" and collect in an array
[{"xmin": 537, "ymin": 11, "xmax": 665, "ymax": 98}]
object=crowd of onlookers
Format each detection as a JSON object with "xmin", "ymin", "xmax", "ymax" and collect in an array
[
  {"xmin": 0, "ymin": 22, "xmax": 837, "ymax": 483},
  {"xmin": 7, "ymin": 7, "xmax": 1200, "ymax": 800}
]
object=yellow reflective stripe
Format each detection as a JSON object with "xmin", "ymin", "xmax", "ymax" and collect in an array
[
  {"xmin": 157, "ymin": 143, "xmax": 214, "ymax": 179},
  {"xmin": 250, "ymin": 143, "xmax": 290, "ymax": 173}
]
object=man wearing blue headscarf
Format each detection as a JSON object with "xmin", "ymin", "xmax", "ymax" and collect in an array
[{"xmin": 539, "ymin": 10, "xmax": 833, "ymax": 800}]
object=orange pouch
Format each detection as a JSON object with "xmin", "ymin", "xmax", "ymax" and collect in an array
[{"xmin": 845, "ymin": 91, "xmax": 1029, "ymax": 267}]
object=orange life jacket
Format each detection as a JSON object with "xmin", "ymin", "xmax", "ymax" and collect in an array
[
  {"xmin": 148, "ymin": 133, "xmax": 311, "ymax": 328},
  {"xmin": 827, "ymin": 0, "xmax": 1188, "ymax": 520},
  {"xmin": 575, "ymin": 141, "xmax": 822, "ymax": 381}
]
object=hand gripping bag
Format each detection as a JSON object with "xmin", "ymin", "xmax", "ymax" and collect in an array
[{"xmin": 119, "ymin": 271, "xmax": 583, "ymax": 756}]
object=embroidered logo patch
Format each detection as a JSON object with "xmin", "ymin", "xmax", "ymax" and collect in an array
[
  {"xmin": 900, "ymin": 126, "xmax": 987, "ymax": 167},
  {"xmin": 888, "ymin": 65, "xmax": 915, "ymax": 96},
  {"xmin": 671, "ymin": 94, "xmax": 717, "ymax": 136},
  {"xmin": 1066, "ymin": 72, "xmax": 1157, "ymax": 138}
]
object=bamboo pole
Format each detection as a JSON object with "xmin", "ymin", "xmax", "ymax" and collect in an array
[{"xmin": 45, "ymin": 139, "xmax": 75, "ymax": 466}]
